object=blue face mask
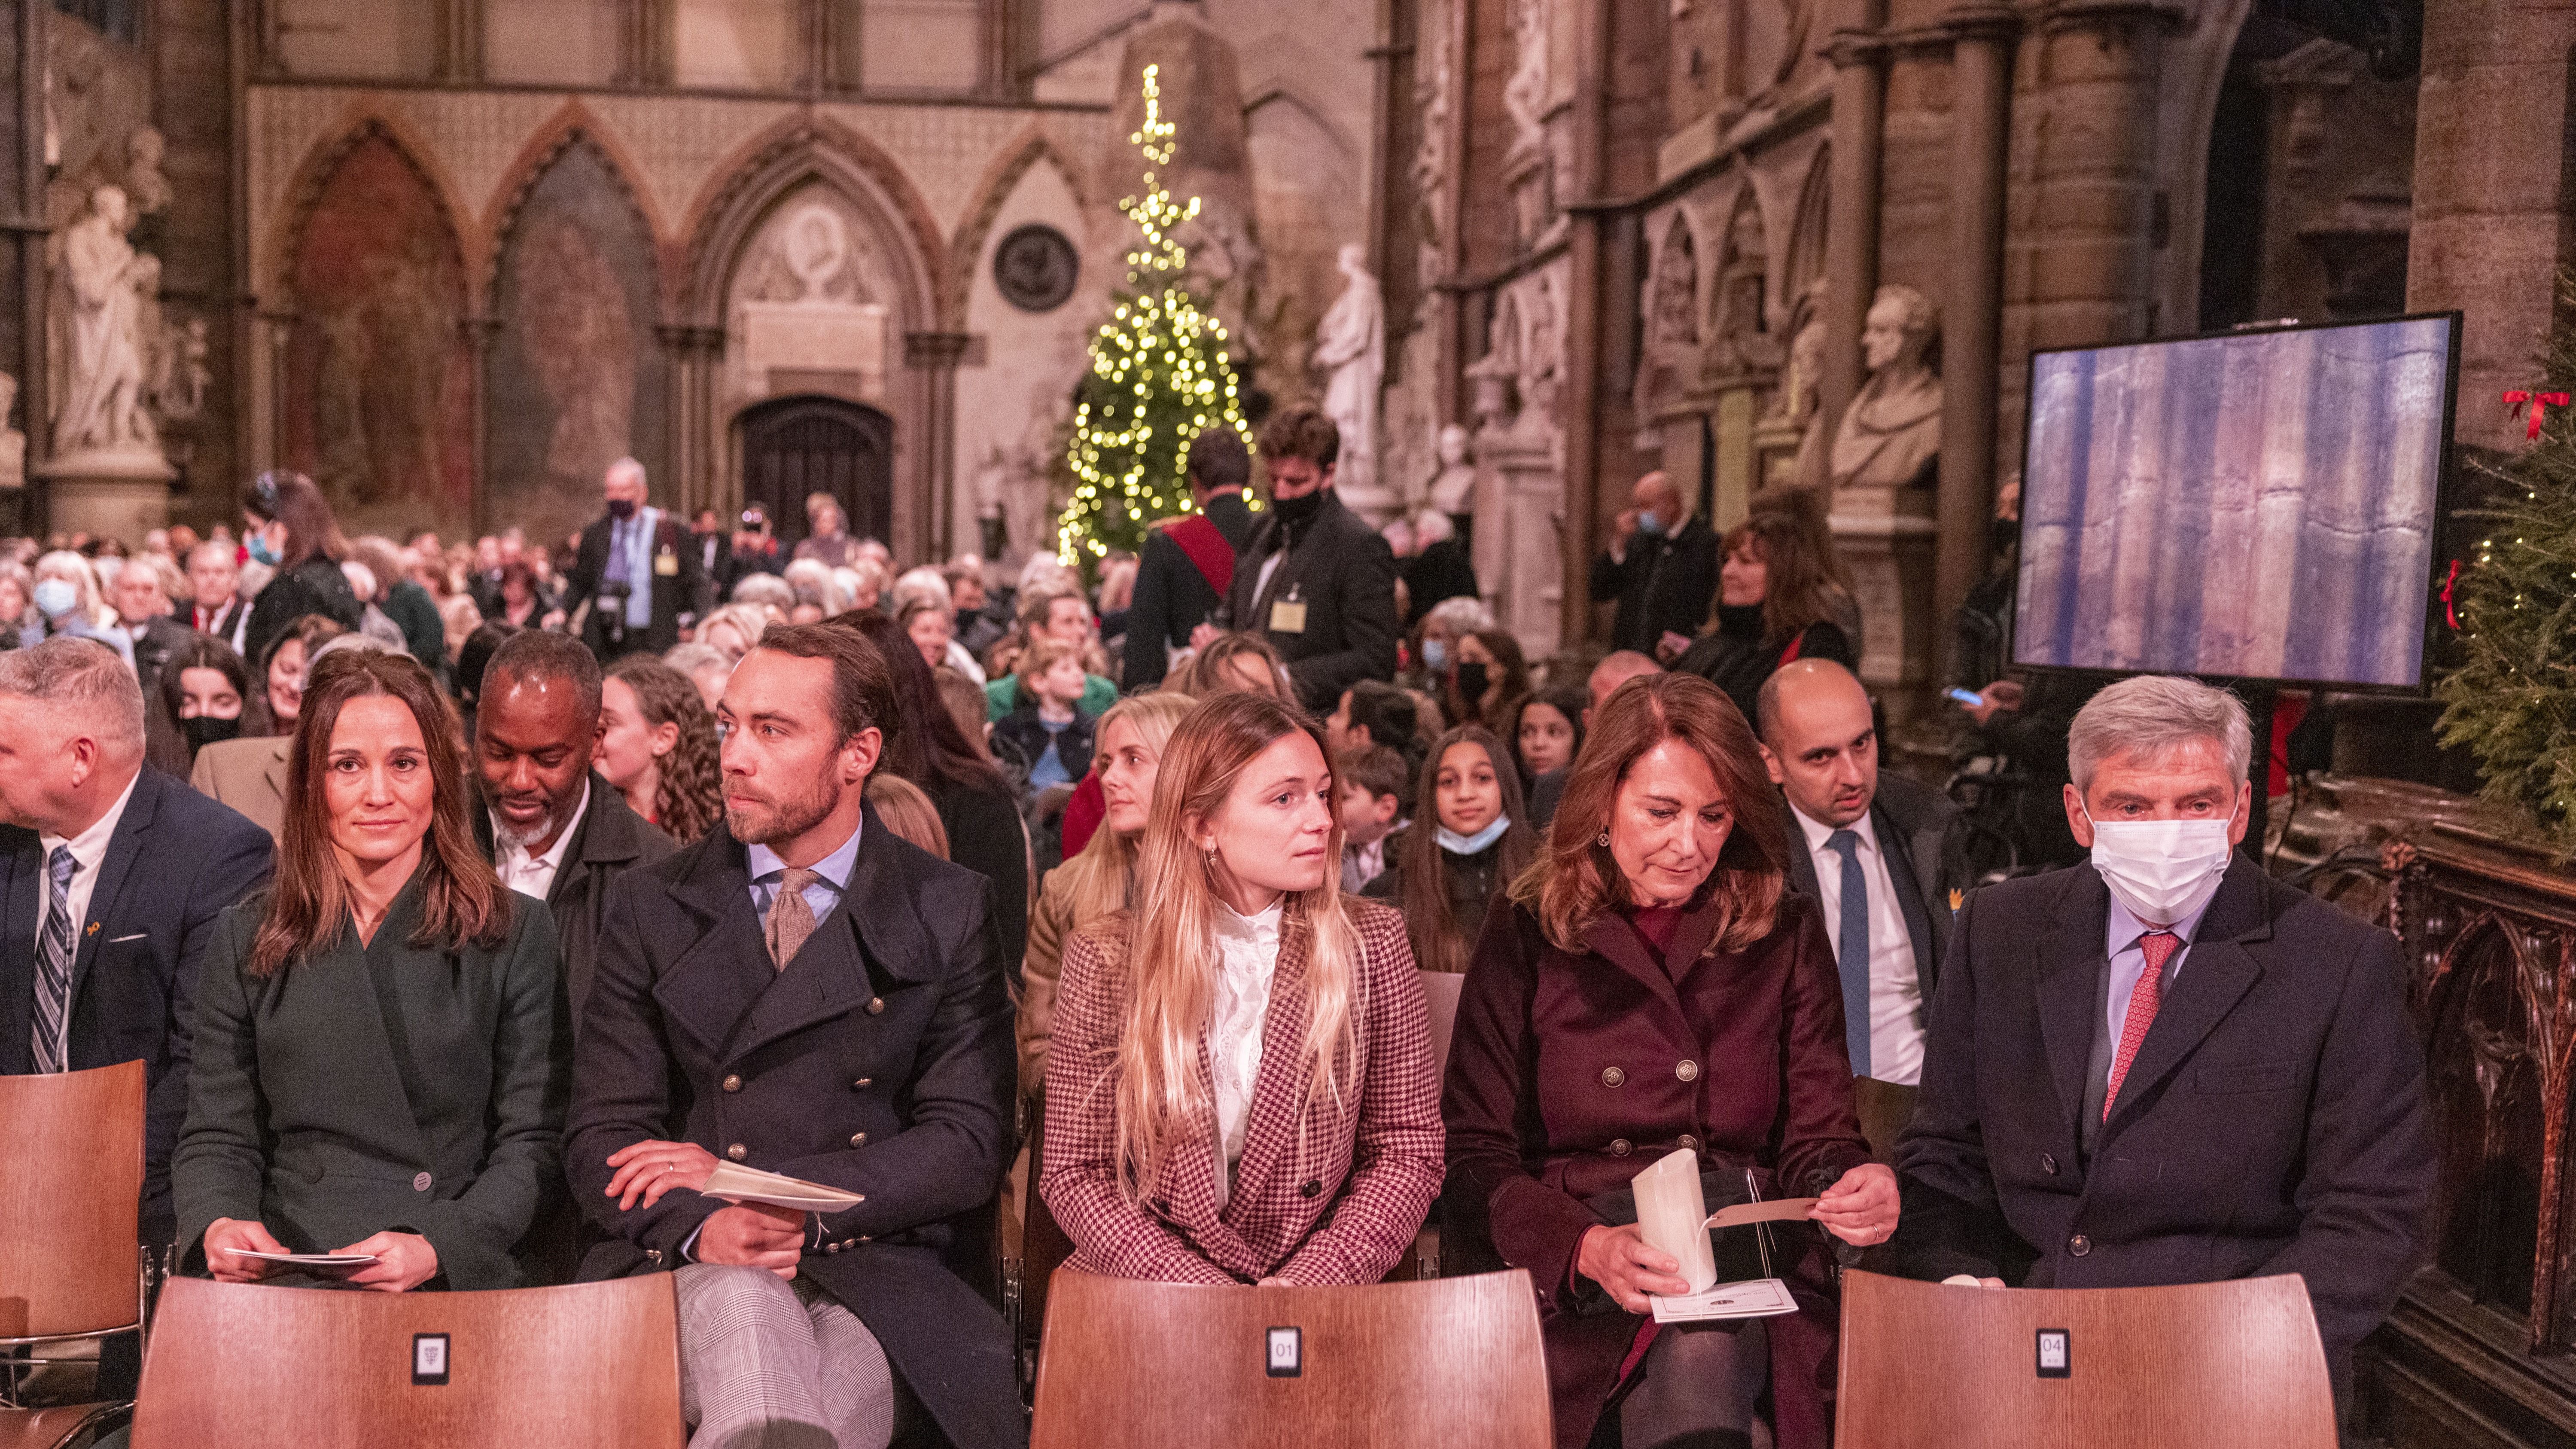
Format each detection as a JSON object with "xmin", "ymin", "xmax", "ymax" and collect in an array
[
  {"xmin": 1438, "ymin": 815, "xmax": 1513, "ymax": 856},
  {"xmin": 246, "ymin": 531, "xmax": 281, "ymax": 567},
  {"xmin": 1637, "ymin": 512, "xmax": 1664, "ymax": 536},
  {"xmin": 1422, "ymin": 638, "xmax": 1450, "ymax": 673},
  {"xmin": 31, "ymin": 579, "xmax": 76, "ymax": 619}
]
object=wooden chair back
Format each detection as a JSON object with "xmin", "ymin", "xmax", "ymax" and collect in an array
[
  {"xmin": 1416, "ymin": 968, "xmax": 1465, "ymax": 1078},
  {"xmin": 131, "ymin": 1275, "xmax": 685, "ymax": 1449},
  {"xmin": 0, "ymin": 1062, "xmax": 143, "ymax": 1340},
  {"xmin": 1031, "ymin": 1267, "xmax": 1552, "ymax": 1449},
  {"xmin": 1835, "ymin": 1270, "xmax": 2338, "ymax": 1449}
]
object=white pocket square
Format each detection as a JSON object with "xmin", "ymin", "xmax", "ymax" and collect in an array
[{"xmin": 107, "ymin": 933, "xmax": 146, "ymax": 943}]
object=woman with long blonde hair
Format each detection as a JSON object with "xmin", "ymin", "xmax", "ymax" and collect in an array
[
  {"xmin": 1017, "ymin": 690, "xmax": 1196, "ymax": 1093},
  {"xmin": 1041, "ymin": 692, "xmax": 1442, "ymax": 1284}
]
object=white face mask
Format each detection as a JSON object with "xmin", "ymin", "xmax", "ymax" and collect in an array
[{"xmin": 2081, "ymin": 801, "xmax": 2236, "ymax": 926}]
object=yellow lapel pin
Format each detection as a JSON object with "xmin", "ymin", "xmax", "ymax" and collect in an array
[
  {"xmin": 1947, "ymin": 889, "xmax": 1964, "ymax": 915},
  {"xmin": 85, "ymin": 922, "xmax": 99, "ymax": 936}
]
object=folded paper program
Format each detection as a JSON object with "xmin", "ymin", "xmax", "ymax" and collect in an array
[{"xmin": 700, "ymin": 1162, "xmax": 866, "ymax": 1212}]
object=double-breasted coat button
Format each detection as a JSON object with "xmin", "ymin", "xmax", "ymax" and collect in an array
[
  {"xmin": 867, "ymin": 997, "xmax": 886, "ymax": 1015},
  {"xmin": 722, "ymin": 1074, "xmax": 742, "ymax": 1093},
  {"xmin": 1675, "ymin": 1059, "xmax": 1700, "ymax": 1083},
  {"xmin": 1610, "ymin": 1139, "xmax": 1633, "ymax": 1157},
  {"xmin": 727, "ymin": 1143, "xmax": 747, "ymax": 1162},
  {"xmin": 1601, "ymin": 1067, "xmax": 1626, "ymax": 1088},
  {"xmin": 412, "ymin": 1171, "xmax": 432, "ymax": 1192},
  {"xmin": 1679, "ymin": 1135, "xmax": 1701, "ymax": 1151},
  {"xmin": 2068, "ymin": 1234, "xmax": 2091, "ymax": 1257},
  {"xmin": 1299, "ymin": 1179, "xmax": 1321, "ymax": 1199},
  {"xmin": 850, "ymin": 1132, "xmax": 868, "ymax": 1147},
  {"xmin": 2041, "ymin": 1153, "xmax": 2058, "ymax": 1175}
]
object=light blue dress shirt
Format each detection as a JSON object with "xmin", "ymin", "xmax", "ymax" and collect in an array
[
  {"xmin": 2100, "ymin": 887, "xmax": 2217, "ymax": 1094},
  {"xmin": 745, "ymin": 818, "xmax": 863, "ymax": 929},
  {"xmin": 611, "ymin": 508, "xmax": 659, "ymax": 628}
]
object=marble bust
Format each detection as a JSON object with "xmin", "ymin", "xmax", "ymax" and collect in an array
[{"xmin": 1828, "ymin": 284, "xmax": 1942, "ymax": 493}]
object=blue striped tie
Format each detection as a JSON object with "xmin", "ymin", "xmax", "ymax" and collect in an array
[
  {"xmin": 1824, "ymin": 830, "xmax": 1871, "ymax": 1079},
  {"xmin": 30, "ymin": 845, "xmax": 78, "ymax": 1074}
]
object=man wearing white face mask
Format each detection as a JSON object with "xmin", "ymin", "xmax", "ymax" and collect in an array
[{"xmin": 1891, "ymin": 674, "xmax": 2433, "ymax": 1418}]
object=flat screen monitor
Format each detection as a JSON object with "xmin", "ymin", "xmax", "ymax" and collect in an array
[{"xmin": 2012, "ymin": 312, "xmax": 2460, "ymax": 692}]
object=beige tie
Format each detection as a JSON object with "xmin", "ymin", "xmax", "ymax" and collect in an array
[{"xmin": 764, "ymin": 867, "xmax": 822, "ymax": 970}]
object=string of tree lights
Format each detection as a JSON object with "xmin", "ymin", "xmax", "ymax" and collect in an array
[{"xmin": 1052, "ymin": 62, "xmax": 1256, "ymax": 567}]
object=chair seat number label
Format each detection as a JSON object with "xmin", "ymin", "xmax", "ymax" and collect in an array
[
  {"xmin": 2035, "ymin": 1328, "xmax": 2070, "ymax": 1379},
  {"xmin": 414, "ymin": 1332, "xmax": 451, "ymax": 1385},
  {"xmin": 1265, "ymin": 1326, "xmax": 1301, "ymax": 1378}
]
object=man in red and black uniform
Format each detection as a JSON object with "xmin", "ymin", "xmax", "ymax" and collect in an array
[{"xmin": 1121, "ymin": 426, "xmax": 1254, "ymax": 691}]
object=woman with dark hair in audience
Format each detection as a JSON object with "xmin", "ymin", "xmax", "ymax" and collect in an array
[
  {"xmin": 1044, "ymin": 692, "xmax": 1442, "ymax": 1284},
  {"xmin": 174, "ymin": 648, "xmax": 566, "ymax": 1293},
  {"xmin": 1675, "ymin": 508, "xmax": 1859, "ymax": 727},
  {"xmin": 1363, "ymin": 724, "xmax": 1536, "ymax": 973},
  {"xmin": 836, "ymin": 607, "xmax": 1032, "ymax": 972},
  {"xmin": 161, "ymin": 633, "xmax": 271, "ymax": 772},
  {"xmin": 1019, "ymin": 690, "xmax": 1195, "ymax": 1092},
  {"xmin": 1511, "ymin": 682, "xmax": 1586, "ymax": 784},
  {"xmin": 599, "ymin": 656, "xmax": 722, "ymax": 844},
  {"xmin": 240, "ymin": 470, "xmax": 363, "ymax": 668},
  {"xmin": 493, "ymin": 561, "xmax": 547, "ymax": 629},
  {"xmin": 1440, "ymin": 628, "xmax": 1529, "ymax": 732},
  {"xmin": 1443, "ymin": 671, "xmax": 1896, "ymax": 1449}
]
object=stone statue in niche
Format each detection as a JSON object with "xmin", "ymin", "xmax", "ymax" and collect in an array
[
  {"xmin": 122, "ymin": 126, "xmax": 168, "ymax": 220},
  {"xmin": 1519, "ymin": 269, "xmax": 1564, "ymax": 427},
  {"xmin": 1312, "ymin": 244, "xmax": 1384, "ymax": 497},
  {"xmin": 1427, "ymin": 422, "xmax": 1478, "ymax": 519},
  {"xmin": 1412, "ymin": 0, "xmax": 1452, "ymax": 294},
  {"xmin": 52, "ymin": 183, "xmax": 161, "ymax": 460},
  {"xmin": 1828, "ymin": 284, "xmax": 1942, "ymax": 494},
  {"xmin": 0, "ymin": 373, "xmax": 26, "ymax": 488},
  {"xmin": 149, "ymin": 313, "xmax": 209, "ymax": 422},
  {"xmin": 1466, "ymin": 288, "xmax": 1521, "ymax": 433},
  {"xmin": 1503, "ymin": 0, "xmax": 1552, "ymax": 160},
  {"xmin": 1632, "ymin": 215, "xmax": 1699, "ymax": 448}
]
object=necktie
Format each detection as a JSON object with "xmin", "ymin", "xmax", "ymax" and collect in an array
[
  {"xmin": 1824, "ymin": 830, "xmax": 1871, "ymax": 1078},
  {"xmin": 2104, "ymin": 930, "xmax": 2179, "ymax": 1121},
  {"xmin": 603, "ymin": 519, "xmax": 632, "ymax": 586},
  {"xmin": 764, "ymin": 867, "xmax": 822, "ymax": 970},
  {"xmin": 30, "ymin": 846, "xmax": 78, "ymax": 1073}
]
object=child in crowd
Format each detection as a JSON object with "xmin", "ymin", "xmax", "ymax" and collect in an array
[
  {"xmin": 1337, "ymin": 743, "xmax": 1410, "ymax": 895},
  {"xmin": 1364, "ymin": 724, "xmax": 1536, "ymax": 972},
  {"xmin": 993, "ymin": 637, "xmax": 1096, "ymax": 794}
]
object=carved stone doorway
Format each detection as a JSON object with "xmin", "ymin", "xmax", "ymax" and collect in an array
[{"xmin": 738, "ymin": 396, "xmax": 894, "ymax": 551}]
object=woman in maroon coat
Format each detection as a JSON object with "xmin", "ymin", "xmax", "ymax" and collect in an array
[{"xmin": 1443, "ymin": 670, "xmax": 1897, "ymax": 1449}]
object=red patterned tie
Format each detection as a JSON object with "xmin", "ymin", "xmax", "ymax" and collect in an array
[{"xmin": 2103, "ymin": 930, "xmax": 2178, "ymax": 1121}]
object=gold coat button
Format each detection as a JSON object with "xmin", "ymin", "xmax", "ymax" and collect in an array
[
  {"xmin": 849, "ymin": 1132, "xmax": 868, "ymax": 1147},
  {"xmin": 1609, "ymin": 1139, "xmax": 1633, "ymax": 1157},
  {"xmin": 1601, "ymin": 1067, "xmax": 1626, "ymax": 1088},
  {"xmin": 722, "ymin": 1074, "xmax": 742, "ymax": 1093},
  {"xmin": 1676, "ymin": 1059, "xmax": 1700, "ymax": 1083},
  {"xmin": 867, "ymin": 997, "xmax": 885, "ymax": 1015},
  {"xmin": 1679, "ymin": 1134, "xmax": 1700, "ymax": 1151},
  {"xmin": 727, "ymin": 1143, "xmax": 747, "ymax": 1162}
]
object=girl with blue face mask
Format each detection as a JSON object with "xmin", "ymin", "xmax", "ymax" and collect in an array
[{"xmin": 1361, "ymin": 724, "xmax": 1539, "ymax": 973}]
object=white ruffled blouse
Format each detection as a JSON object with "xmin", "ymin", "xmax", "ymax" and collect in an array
[{"xmin": 1207, "ymin": 898, "xmax": 1284, "ymax": 1209}]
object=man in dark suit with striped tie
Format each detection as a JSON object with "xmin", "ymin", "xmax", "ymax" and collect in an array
[
  {"xmin": 0, "ymin": 639, "xmax": 273, "ymax": 1393},
  {"xmin": 1758, "ymin": 659, "xmax": 1961, "ymax": 1161}
]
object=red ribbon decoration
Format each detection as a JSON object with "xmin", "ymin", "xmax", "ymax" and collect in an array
[
  {"xmin": 2442, "ymin": 558, "xmax": 2461, "ymax": 630},
  {"xmin": 2506, "ymin": 390, "xmax": 2572, "ymax": 439}
]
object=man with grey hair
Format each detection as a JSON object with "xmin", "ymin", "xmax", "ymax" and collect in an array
[
  {"xmin": 1892, "ymin": 673, "xmax": 2434, "ymax": 1416},
  {"xmin": 0, "ymin": 637, "xmax": 271, "ymax": 1396},
  {"xmin": 561, "ymin": 456, "xmax": 709, "ymax": 661}
]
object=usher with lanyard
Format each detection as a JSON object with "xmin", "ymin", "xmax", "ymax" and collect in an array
[{"xmin": 1269, "ymin": 582, "xmax": 1307, "ymax": 636}]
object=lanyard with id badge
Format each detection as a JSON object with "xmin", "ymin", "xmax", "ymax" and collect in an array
[{"xmin": 1269, "ymin": 581, "xmax": 1307, "ymax": 635}]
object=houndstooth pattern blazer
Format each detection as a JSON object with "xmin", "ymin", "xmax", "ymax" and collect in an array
[{"xmin": 1040, "ymin": 896, "xmax": 1444, "ymax": 1285}]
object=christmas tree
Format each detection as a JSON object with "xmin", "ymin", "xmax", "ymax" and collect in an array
[
  {"xmin": 2437, "ymin": 273, "xmax": 2576, "ymax": 842},
  {"xmin": 1054, "ymin": 63, "xmax": 1253, "ymax": 566}
]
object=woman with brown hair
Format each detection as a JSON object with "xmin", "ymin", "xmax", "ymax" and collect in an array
[
  {"xmin": 172, "ymin": 649, "xmax": 566, "ymax": 1293},
  {"xmin": 1362, "ymin": 723, "xmax": 1537, "ymax": 974},
  {"xmin": 1043, "ymin": 692, "xmax": 1442, "ymax": 1284},
  {"xmin": 1675, "ymin": 506, "xmax": 1859, "ymax": 726},
  {"xmin": 1441, "ymin": 628, "xmax": 1530, "ymax": 731},
  {"xmin": 240, "ymin": 469, "xmax": 364, "ymax": 667},
  {"xmin": 1443, "ymin": 670, "xmax": 1894, "ymax": 1449},
  {"xmin": 599, "ymin": 656, "xmax": 722, "ymax": 843},
  {"xmin": 1167, "ymin": 630, "xmax": 1294, "ymax": 701}
]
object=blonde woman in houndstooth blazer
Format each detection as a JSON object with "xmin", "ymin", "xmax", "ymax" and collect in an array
[{"xmin": 1042, "ymin": 692, "xmax": 1443, "ymax": 1284}]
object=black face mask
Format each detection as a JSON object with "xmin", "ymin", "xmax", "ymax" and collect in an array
[
  {"xmin": 955, "ymin": 608, "xmax": 979, "ymax": 634},
  {"xmin": 1455, "ymin": 661, "xmax": 1491, "ymax": 700},
  {"xmin": 1270, "ymin": 488, "xmax": 1327, "ymax": 531},
  {"xmin": 607, "ymin": 498, "xmax": 638, "ymax": 521},
  {"xmin": 182, "ymin": 714, "xmax": 243, "ymax": 750}
]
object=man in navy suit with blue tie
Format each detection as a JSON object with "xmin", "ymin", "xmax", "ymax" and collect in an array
[{"xmin": 0, "ymin": 638, "xmax": 273, "ymax": 1393}]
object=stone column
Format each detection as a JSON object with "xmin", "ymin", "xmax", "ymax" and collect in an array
[
  {"xmin": 907, "ymin": 331, "xmax": 974, "ymax": 561},
  {"xmin": 2406, "ymin": 0, "xmax": 2576, "ymax": 452},
  {"xmin": 434, "ymin": 0, "xmax": 485, "ymax": 82},
  {"xmin": 1559, "ymin": 0, "xmax": 1613, "ymax": 646},
  {"xmin": 7, "ymin": 0, "xmax": 40, "ymax": 534},
  {"xmin": 466, "ymin": 314, "xmax": 499, "ymax": 537},
  {"xmin": 1935, "ymin": 3, "xmax": 2016, "ymax": 639},
  {"xmin": 660, "ymin": 323, "xmax": 723, "ymax": 519},
  {"xmin": 1819, "ymin": 0, "xmax": 1890, "ymax": 442}
]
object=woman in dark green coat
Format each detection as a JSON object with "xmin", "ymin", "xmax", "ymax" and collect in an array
[{"xmin": 174, "ymin": 647, "xmax": 568, "ymax": 1292}]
